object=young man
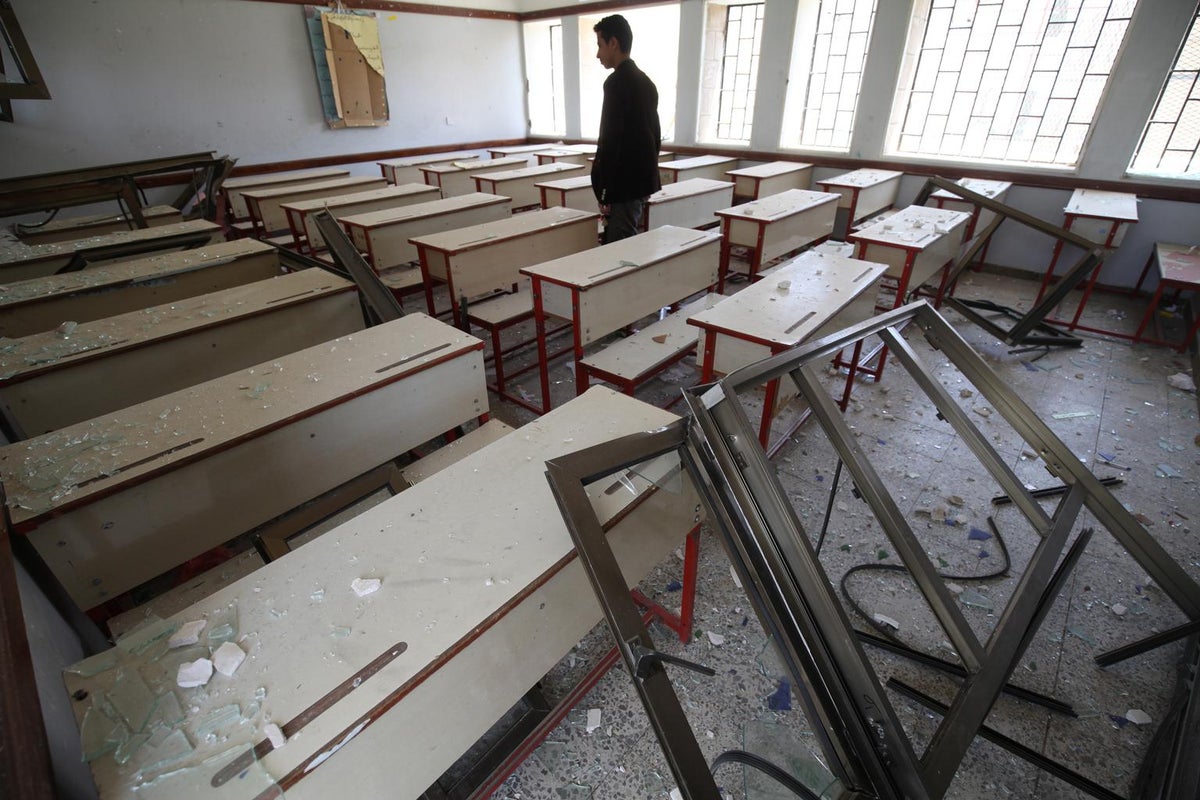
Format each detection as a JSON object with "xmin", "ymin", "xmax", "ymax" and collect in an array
[{"xmin": 591, "ymin": 14, "xmax": 662, "ymax": 244}]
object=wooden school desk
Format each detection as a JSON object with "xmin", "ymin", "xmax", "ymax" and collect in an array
[
  {"xmin": 658, "ymin": 154, "xmax": 737, "ymax": 184},
  {"xmin": 1134, "ymin": 242, "xmax": 1200, "ymax": 352},
  {"xmin": 537, "ymin": 174, "xmax": 597, "ymax": 212},
  {"xmin": 928, "ymin": 178, "xmax": 1011, "ymax": 273},
  {"xmin": 242, "ymin": 176, "xmax": 388, "ymax": 237},
  {"xmin": 472, "ymin": 163, "xmax": 585, "ymax": 209},
  {"xmin": 487, "ymin": 143, "xmax": 548, "ymax": 164},
  {"xmin": 410, "ymin": 207, "xmax": 600, "ymax": 326},
  {"xmin": 846, "ymin": 205, "xmax": 970, "ymax": 380},
  {"xmin": 419, "ymin": 157, "xmax": 527, "ymax": 198},
  {"xmin": 726, "ymin": 161, "xmax": 813, "ymax": 200},
  {"xmin": 1035, "ymin": 188, "xmax": 1139, "ymax": 333},
  {"xmin": 643, "ymin": 178, "xmax": 734, "ymax": 231},
  {"xmin": 0, "ymin": 219, "xmax": 224, "ymax": 283},
  {"xmin": 222, "ymin": 168, "xmax": 350, "ymax": 222},
  {"xmin": 814, "ymin": 168, "xmax": 903, "ymax": 239},
  {"xmin": 342, "ymin": 193, "xmax": 512, "ymax": 272},
  {"xmin": 14, "ymin": 205, "xmax": 181, "ymax": 246},
  {"xmin": 0, "ymin": 239, "xmax": 281, "ymax": 339},
  {"xmin": 0, "ymin": 269, "xmax": 361, "ymax": 436},
  {"xmin": 520, "ymin": 225, "xmax": 722, "ymax": 413},
  {"xmin": 1, "ymin": 313, "xmax": 488, "ymax": 609},
  {"xmin": 847, "ymin": 205, "xmax": 970, "ymax": 309},
  {"xmin": 62, "ymin": 386, "xmax": 699, "ymax": 800},
  {"xmin": 689, "ymin": 251, "xmax": 887, "ymax": 450},
  {"xmin": 534, "ymin": 148, "xmax": 591, "ymax": 167},
  {"xmin": 377, "ymin": 151, "xmax": 479, "ymax": 185},
  {"xmin": 713, "ymin": 188, "xmax": 838, "ymax": 288},
  {"xmin": 281, "ymin": 183, "xmax": 440, "ymax": 251}
]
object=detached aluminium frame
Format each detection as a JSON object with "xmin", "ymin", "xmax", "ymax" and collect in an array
[
  {"xmin": 545, "ymin": 301, "xmax": 1200, "ymax": 799},
  {"xmin": 910, "ymin": 176, "xmax": 1109, "ymax": 350}
]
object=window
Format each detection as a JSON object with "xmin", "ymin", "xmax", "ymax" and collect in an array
[
  {"xmin": 888, "ymin": 0, "xmax": 1137, "ymax": 168},
  {"xmin": 779, "ymin": 0, "xmax": 878, "ymax": 151},
  {"xmin": 698, "ymin": 2, "xmax": 765, "ymax": 145},
  {"xmin": 1129, "ymin": 7, "xmax": 1200, "ymax": 179},
  {"xmin": 579, "ymin": 5, "xmax": 680, "ymax": 142},
  {"xmin": 523, "ymin": 19, "xmax": 566, "ymax": 136}
]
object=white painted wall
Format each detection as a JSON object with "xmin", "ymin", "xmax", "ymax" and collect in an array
[{"xmin": 1, "ymin": 0, "xmax": 526, "ymax": 174}]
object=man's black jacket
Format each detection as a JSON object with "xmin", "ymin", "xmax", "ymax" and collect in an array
[{"xmin": 592, "ymin": 58, "xmax": 662, "ymax": 204}]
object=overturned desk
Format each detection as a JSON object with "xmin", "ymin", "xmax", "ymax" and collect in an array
[
  {"xmin": 1, "ymin": 314, "xmax": 488, "ymax": 610},
  {"xmin": 0, "ymin": 239, "xmax": 281, "ymax": 339},
  {"xmin": 62, "ymin": 386, "xmax": 699, "ymax": 800},
  {"xmin": 0, "ymin": 219, "xmax": 224, "ymax": 283},
  {"xmin": 0, "ymin": 269, "xmax": 361, "ymax": 436}
]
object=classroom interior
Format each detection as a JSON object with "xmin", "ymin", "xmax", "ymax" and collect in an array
[{"xmin": 2, "ymin": 0, "xmax": 1199, "ymax": 798}]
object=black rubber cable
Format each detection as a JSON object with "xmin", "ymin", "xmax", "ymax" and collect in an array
[{"xmin": 711, "ymin": 749, "xmax": 825, "ymax": 800}]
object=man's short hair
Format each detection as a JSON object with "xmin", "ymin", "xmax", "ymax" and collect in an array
[{"xmin": 594, "ymin": 14, "xmax": 633, "ymax": 54}]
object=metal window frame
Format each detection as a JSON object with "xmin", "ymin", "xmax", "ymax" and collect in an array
[
  {"xmin": 0, "ymin": 0, "xmax": 50, "ymax": 123},
  {"xmin": 911, "ymin": 175, "xmax": 1107, "ymax": 349},
  {"xmin": 545, "ymin": 300, "xmax": 1200, "ymax": 799}
]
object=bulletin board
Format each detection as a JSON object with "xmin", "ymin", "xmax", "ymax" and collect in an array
[{"xmin": 304, "ymin": 6, "xmax": 389, "ymax": 128}]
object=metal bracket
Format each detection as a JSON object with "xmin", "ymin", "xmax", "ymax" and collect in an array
[{"xmin": 628, "ymin": 640, "xmax": 714, "ymax": 681}]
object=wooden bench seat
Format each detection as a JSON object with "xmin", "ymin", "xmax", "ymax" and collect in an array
[
  {"xmin": 579, "ymin": 293, "xmax": 723, "ymax": 395},
  {"xmin": 400, "ymin": 418, "xmax": 514, "ymax": 486},
  {"xmin": 465, "ymin": 288, "xmax": 544, "ymax": 396}
]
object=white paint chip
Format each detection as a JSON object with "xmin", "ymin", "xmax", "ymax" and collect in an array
[
  {"xmin": 586, "ymin": 708, "xmax": 602, "ymax": 733},
  {"xmin": 873, "ymin": 614, "xmax": 900, "ymax": 631},
  {"xmin": 1111, "ymin": 603, "xmax": 1128, "ymax": 617},
  {"xmin": 213, "ymin": 641, "xmax": 246, "ymax": 677},
  {"xmin": 177, "ymin": 658, "xmax": 214, "ymax": 688},
  {"xmin": 707, "ymin": 631, "xmax": 725, "ymax": 646},
  {"xmin": 264, "ymin": 723, "xmax": 286, "ymax": 749},
  {"xmin": 729, "ymin": 565, "xmax": 743, "ymax": 590},
  {"xmin": 352, "ymin": 577, "xmax": 381, "ymax": 597},
  {"xmin": 1126, "ymin": 709, "xmax": 1152, "ymax": 725},
  {"xmin": 168, "ymin": 619, "xmax": 207, "ymax": 649}
]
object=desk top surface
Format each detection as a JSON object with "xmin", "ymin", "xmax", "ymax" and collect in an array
[
  {"xmin": 240, "ymin": 176, "xmax": 386, "ymax": 203},
  {"xmin": 0, "ymin": 220, "xmax": 222, "ymax": 268},
  {"xmin": 0, "ymin": 239, "xmax": 275, "ymax": 309},
  {"xmin": 20, "ymin": 205, "xmax": 179, "ymax": 236},
  {"xmin": 63, "ymin": 386, "xmax": 675, "ymax": 797},
  {"xmin": 816, "ymin": 168, "xmax": 904, "ymax": 188},
  {"xmin": 377, "ymin": 152, "xmax": 479, "ymax": 168},
  {"xmin": 341, "ymin": 193, "xmax": 511, "ymax": 228},
  {"xmin": 715, "ymin": 189, "xmax": 839, "ymax": 222},
  {"xmin": 535, "ymin": 174, "xmax": 594, "ymax": 191},
  {"xmin": 489, "ymin": 144, "xmax": 549, "ymax": 154},
  {"xmin": 689, "ymin": 252, "xmax": 888, "ymax": 345},
  {"xmin": 409, "ymin": 207, "xmax": 598, "ymax": 253},
  {"xmin": 563, "ymin": 143, "xmax": 598, "ymax": 154},
  {"xmin": 533, "ymin": 148, "xmax": 581, "ymax": 158},
  {"xmin": 649, "ymin": 178, "xmax": 734, "ymax": 202},
  {"xmin": 726, "ymin": 161, "xmax": 813, "ymax": 178},
  {"xmin": 1, "ymin": 314, "xmax": 480, "ymax": 525},
  {"xmin": 0, "ymin": 269, "xmax": 352, "ymax": 383},
  {"xmin": 475, "ymin": 163, "xmax": 585, "ymax": 182},
  {"xmin": 279, "ymin": 183, "xmax": 439, "ymax": 214},
  {"xmin": 1065, "ymin": 188, "xmax": 1139, "ymax": 222},
  {"xmin": 848, "ymin": 205, "xmax": 971, "ymax": 249},
  {"xmin": 1157, "ymin": 242, "xmax": 1200, "ymax": 284},
  {"xmin": 521, "ymin": 225, "xmax": 719, "ymax": 288},
  {"xmin": 661, "ymin": 154, "xmax": 738, "ymax": 171},
  {"xmin": 421, "ymin": 157, "xmax": 527, "ymax": 176},
  {"xmin": 223, "ymin": 168, "xmax": 350, "ymax": 191},
  {"xmin": 930, "ymin": 178, "xmax": 1013, "ymax": 200}
]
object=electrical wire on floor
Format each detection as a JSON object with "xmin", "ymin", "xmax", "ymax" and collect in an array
[{"xmin": 711, "ymin": 749, "xmax": 824, "ymax": 800}]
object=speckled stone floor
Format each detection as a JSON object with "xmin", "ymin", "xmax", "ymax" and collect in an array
[{"xmin": 477, "ymin": 268, "xmax": 1200, "ymax": 800}]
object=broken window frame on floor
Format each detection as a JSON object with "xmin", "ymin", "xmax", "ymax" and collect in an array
[
  {"xmin": 911, "ymin": 176, "xmax": 1110, "ymax": 351},
  {"xmin": 544, "ymin": 300, "xmax": 1200, "ymax": 800}
]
